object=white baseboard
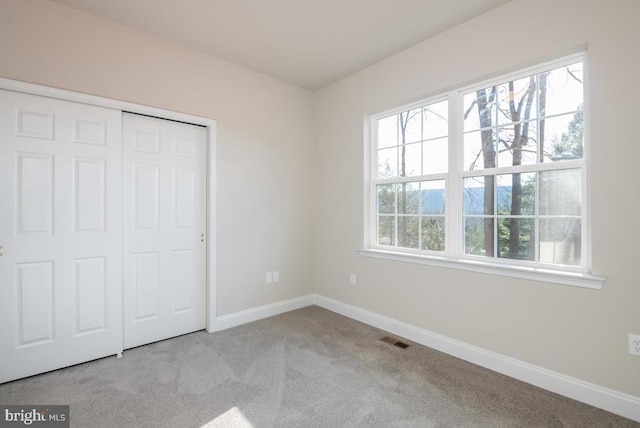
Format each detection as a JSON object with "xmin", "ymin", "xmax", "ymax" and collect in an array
[
  {"xmin": 207, "ymin": 293, "xmax": 639, "ymax": 422},
  {"xmin": 212, "ymin": 294, "xmax": 314, "ymax": 332},
  {"xmin": 313, "ymin": 294, "xmax": 640, "ymax": 423}
]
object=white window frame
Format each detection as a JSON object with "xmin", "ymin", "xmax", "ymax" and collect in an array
[{"xmin": 361, "ymin": 53, "xmax": 605, "ymax": 289}]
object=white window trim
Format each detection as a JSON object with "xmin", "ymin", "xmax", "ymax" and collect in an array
[
  {"xmin": 358, "ymin": 248, "xmax": 604, "ymax": 289},
  {"xmin": 362, "ymin": 53, "xmax": 605, "ymax": 289}
]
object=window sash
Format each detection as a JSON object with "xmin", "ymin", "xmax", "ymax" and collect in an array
[{"xmin": 368, "ymin": 53, "xmax": 587, "ymax": 274}]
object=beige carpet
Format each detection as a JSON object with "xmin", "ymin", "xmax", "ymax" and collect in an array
[{"xmin": 0, "ymin": 306, "xmax": 637, "ymax": 427}]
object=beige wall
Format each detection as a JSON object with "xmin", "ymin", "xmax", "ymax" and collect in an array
[
  {"xmin": 0, "ymin": 0, "xmax": 316, "ymax": 316},
  {"xmin": 314, "ymin": 0, "xmax": 640, "ymax": 397}
]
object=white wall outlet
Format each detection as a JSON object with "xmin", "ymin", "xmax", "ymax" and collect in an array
[
  {"xmin": 273, "ymin": 271, "xmax": 279, "ymax": 282},
  {"xmin": 266, "ymin": 272, "xmax": 273, "ymax": 284},
  {"xmin": 350, "ymin": 273, "xmax": 357, "ymax": 285},
  {"xmin": 629, "ymin": 334, "xmax": 640, "ymax": 356}
]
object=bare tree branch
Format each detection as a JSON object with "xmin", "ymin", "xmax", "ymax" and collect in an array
[
  {"xmin": 468, "ymin": 150, "xmax": 482, "ymax": 170},
  {"xmin": 463, "ymin": 100, "xmax": 477, "ymax": 120},
  {"xmin": 566, "ymin": 67, "xmax": 583, "ymax": 84},
  {"xmin": 424, "ymin": 107, "xmax": 447, "ymax": 122},
  {"xmin": 498, "ymin": 147, "xmax": 537, "ymax": 155},
  {"xmin": 488, "ymin": 86, "xmax": 497, "ymax": 103}
]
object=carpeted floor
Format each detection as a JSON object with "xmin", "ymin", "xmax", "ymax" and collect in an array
[{"xmin": 0, "ymin": 306, "xmax": 637, "ymax": 427}]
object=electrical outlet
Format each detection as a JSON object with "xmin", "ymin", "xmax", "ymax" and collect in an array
[
  {"xmin": 273, "ymin": 271, "xmax": 279, "ymax": 282},
  {"xmin": 266, "ymin": 272, "xmax": 273, "ymax": 284},
  {"xmin": 350, "ymin": 273, "xmax": 357, "ymax": 285},
  {"xmin": 629, "ymin": 334, "xmax": 640, "ymax": 356}
]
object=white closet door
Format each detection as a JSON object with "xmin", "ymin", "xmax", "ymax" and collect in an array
[
  {"xmin": 0, "ymin": 90, "xmax": 123, "ymax": 383},
  {"xmin": 123, "ymin": 113, "xmax": 206, "ymax": 349}
]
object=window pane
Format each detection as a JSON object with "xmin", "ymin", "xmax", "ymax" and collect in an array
[
  {"xmin": 540, "ymin": 62, "xmax": 583, "ymax": 117},
  {"xmin": 464, "ymin": 216, "xmax": 494, "ymax": 257},
  {"xmin": 540, "ymin": 169, "xmax": 581, "ymax": 215},
  {"xmin": 401, "ymin": 109, "xmax": 422, "ymax": 144},
  {"xmin": 421, "ymin": 217, "xmax": 445, "ymax": 251},
  {"xmin": 497, "ymin": 173, "xmax": 535, "ymax": 216},
  {"xmin": 498, "ymin": 218, "xmax": 535, "ymax": 261},
  {"xmin": 401, "ymin": 142, "xmax": 421, "ymax": 177},
  {"xmin": 496, "ymin": 76, "xmax": 537, "ymax": 126},
  {"xmin": 496, "ymin": 122, "xmax": 538, "ymax": 167},
  {"xmin": 377, "ymin": 184, "xmax": 396, "ymax": 214},
  {"xmin": 463, "ymin": 88, "xmax": 495, "ymax": 132},
  {"xmin": 421, "ymin": 180, "xmax": 445, "ymax": 215},
  {"xmin": 464, "ymin": 176, "xmax": 494, "ymax": 215},
  {"xmin": 377, "ymin": 115, "xmax": 398, "ymax": 149},
  {"xmin": 423, "ymin": 137, "xmax": 447, "ymax": 174},
  {"xmin": 378, "ymin": 216, "xmax": 396, "ymax": 246},
  {"xmin": 464, "ymin": 131, "xmax": 482, "ymax": 170},
  {"xmin": 463, "ymin": 93, "xmax": 480, "ymax": 131},
  {"xmin": 398, "ymin": 182, "xmax": 420, "ymax": 215},
  {"xmin": 398, "ymin": 216, "xmax": 420, "ymax": 249},
  {"xmin": 464, "ymin": 130, "xmax": 496, "ymax": 171},
  {"xmin": 423, "ymin": 100, "xmax": 448, "ymax": 140},
  {"xmin": 540, "ymin": 218, "xmax": 581, "ymax": 266},
  {"xmin": 377, "ymin": 147, "xmax": 397, "ymax": 178},
  {"xmin": 540, "ymin": 111, "xmax": 583, "ymax": 162}
]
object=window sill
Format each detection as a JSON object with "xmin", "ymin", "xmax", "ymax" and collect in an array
[{"xmin": 358, "ymin": 248, "xmax": 605, "ymax": 289}]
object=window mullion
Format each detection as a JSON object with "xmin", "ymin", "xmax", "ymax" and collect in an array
[
  {"xmin": 581, "ymin": 164, "xmax": 588, "ymax": 272},
  {"xmin": 534, "ymin": 171, "xmax": 540, "ymax": 263},
  {"xmin": 394, "ymin": 183, "xmax": 398, "ymax": 247},
  {"xmin": 534, "ymin": 74, "xmax": 541, "ymax": 263},
  {"xmin": 493, "ymin": 171, "xmax": 498, "ymax": 259},
  {"xmin": 369, "ymin": 117, "xmax": 376, "ymax": 248},
  {"xmin": 448, "ymin": 90, "xmax": 460, "ymax": 258}
]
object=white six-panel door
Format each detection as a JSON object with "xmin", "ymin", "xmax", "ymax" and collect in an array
[
  {"xmin": 122, "ymin": 113, "xmax": 206, "ymax": 349},
  {"xmin": 0, "ymin": 91, "xmax": 208, "ymax": 383},
  {"xmin": 0, "ymin": 90, "xmax": 123, "ymax": 383}
]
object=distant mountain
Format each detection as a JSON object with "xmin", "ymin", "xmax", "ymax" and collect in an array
[{"xmin": 419, "ymin": 186, "xmax": 515, "ymax": 215}]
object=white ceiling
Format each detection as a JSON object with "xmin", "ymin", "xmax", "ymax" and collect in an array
[{"xmin": 50, "ymin": 0, "xmax": 510, "ymax": 90}]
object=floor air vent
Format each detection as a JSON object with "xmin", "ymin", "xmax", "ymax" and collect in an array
[{"xmin": 380, "ymin": 336, "xmax": 409, "ymax": 349}]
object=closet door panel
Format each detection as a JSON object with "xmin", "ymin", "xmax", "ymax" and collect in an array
[
  {"xmin": 123, "ymin": 113, "xmax": 206, "ymax": 349},
  {"xmin": 0, "ymin": 90, "xmax": 123, "ymax": 383}
]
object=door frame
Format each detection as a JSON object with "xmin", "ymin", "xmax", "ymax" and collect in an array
[{"xmin": 0, "ymin": 78, "xmax": 218, "ymax": 333}]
